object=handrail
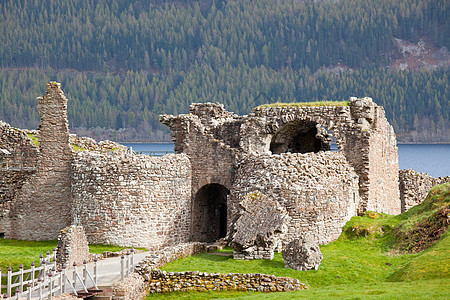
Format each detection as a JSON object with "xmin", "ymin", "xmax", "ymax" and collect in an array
[{"xmin": 1, "ymin": 248, "xmax": 135, "ymax": 299}]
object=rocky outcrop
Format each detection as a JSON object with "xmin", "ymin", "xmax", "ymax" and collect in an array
[{"xmin": 282, "ymin": 238, "xmax": 323, "ymax": 271}]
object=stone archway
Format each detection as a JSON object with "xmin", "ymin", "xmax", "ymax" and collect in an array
[
  {"xmin": 192, "ymin": 183, "xmax": 229, "ymax": 242},
  {"xmin": 270, "ymin": 120, "xmax": 332, "ymax": 154}
]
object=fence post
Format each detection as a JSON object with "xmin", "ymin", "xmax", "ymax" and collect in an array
[
  {"xmin": 52, "ymin": 248, "xmax": 57, "ymax": 270},
  {"xmin": 61, "ymin": 265, "xmax": 66, "ymax": 295},
  {"xmin": 120, "ymin": 254, "xmax": 125, "ymax": 281},
  {"xmin": 19, "ymin": 264, "xmax": 24, "ymax": 292},
  {"xmin": 14, "ymin": 288, "xmax": 19, "ymax": 300},
  {"xmin": 7, "ymin": 266, "xmax": 12, "ymax": 297},
  {"xmin": 130, "ymin": 248, "xmax": 134, "ymax": 273},
  {"xmin": 30, "ymin": 261, "xmax": 35, "ymax": 287},
  {"xmin": 48, "ymin": 272, "xmax": 52, "ymax": 300},
  {"xmin": 83, "ymin": 260, "xmax": 87, "ymax": 287},
  {"xmin": 27, "ymin": 282, "xmax": 31, "ymax": 300},
  {"xmin": 125, "ymin": 251, "xmax": 130, "ymax": 277},
  {"xmin": 73, "ymin": 262, "xmax": 77, "ymax": 289},
  {"xmin": 37, "ymin": 278, "xmax": 42, "ymax": 299},
  {"xmin": 94, "ymin": 258, "xmax": 98, "ymax": 285},
  {"xmin": 40, "ymin": 254, "xmax": 46, "ymax": 281}
]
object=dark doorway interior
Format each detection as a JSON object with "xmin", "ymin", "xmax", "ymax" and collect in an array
[
  {"xmin": 270, "ymin": 120, "xmax": 332, "ymax": 154},
  {"xmin": 192, "ymin": 183, "xmax": 229, "ymax": 243}
]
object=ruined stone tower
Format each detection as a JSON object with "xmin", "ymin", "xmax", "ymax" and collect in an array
[
  {"xmin": 161, "ymin": 98, "xmax": 400, "ymax": 250},
  {"xmin": 8, "ymin": 82, "xmax": 73, "ymax": 240}
]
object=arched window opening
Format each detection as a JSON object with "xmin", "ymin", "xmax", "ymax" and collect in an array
[
  {"xmin": 270, "ymin": 120, "xmax": 333, "ymax": 154},
  {"xmin": 192, "ymin": 184, "xmax": 229, "ymax": 243}
]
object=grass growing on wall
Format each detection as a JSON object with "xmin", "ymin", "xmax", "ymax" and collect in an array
[
  {"xmin": 147, "ymin": 183, "xmax": 449, "ymax": 299},
  {"xmin": 26, "ymin": 133, "xmax": 39, "ymax": 147},
  {"xmin": 256, "ymin": 100, "xmax": 349, "ymax": 109}
]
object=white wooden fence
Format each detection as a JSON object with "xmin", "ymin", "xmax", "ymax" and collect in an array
[{"xmin": 0, "ymin": 248, "xmax": 135, "ymax": 299}]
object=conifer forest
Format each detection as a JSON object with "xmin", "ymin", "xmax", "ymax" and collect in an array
[{"xmin": 0, "ymin": 0, "xmax": 448, "ymax": 142}]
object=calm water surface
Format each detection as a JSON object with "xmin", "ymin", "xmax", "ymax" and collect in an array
[{"xmin": 123, "ymin": 143, "xmax": 449, "ymax": 178}]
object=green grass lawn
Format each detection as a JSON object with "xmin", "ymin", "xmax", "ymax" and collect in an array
[
  {"xmin": 147, "ymin": 183, "xmax": 449, "ymax": 299},
  {"xmin": 0, "ymin": 239, "xmax": 131, "ymax": 272}
]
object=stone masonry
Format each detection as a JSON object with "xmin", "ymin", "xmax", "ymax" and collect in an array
[
  {"xmin": 146, "ymin": 269, "xmax": 307, "ymax": 293},
  {"xmin": 0, "ymin": 121, "xmax": 39, "ymax": 236},
  {"xmin": 8, "ymin": 82, "xmax": 73, "ymax": 240},
  {"xmin": 161, "ymin": 98, "xmax": 396, "ymax": 255},
  {"xmin": 230, "ymin": 152, "xmax": 359, "ymax": 248},
  {"xmin": 0, "ymin": 83, "xmax": 407, "ymax": 260},
  {"xmin": 399, "ymin": 169, "xmax": 449, "ymax": 212},
  {"xmin": 56, "ymin": 225, "xmax": 90, "ymax": 268},
  {"xmin": 71, "ymin": 152, "xmax": 192, "ymax": 249}
]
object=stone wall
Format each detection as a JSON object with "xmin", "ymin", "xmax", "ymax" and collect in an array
[
  {"xmin": 8, "ymin": 82, "xmax": 73, "ymax": 240},
  {"xmin": 146, "ymin": 269, "xmax": 307, "ymax": 293},
  {"xmin": 56, "ymin": 225, "xmax": 90, "ymax": 268},
  {"xmin": 161, "ymin": 103, "xmax": 239, "ymax": 242},
  {"xmin": 72, "ymin": 152, "xmax": 192, "ymax": 249},
  {"xmin": 111, "ymin": 273, "xmax": 147, "ymax": 300},
  {"xmin": 243, "ymin": 98, "xmax": 399, "ymax": 214},
  {"xmin": 399, "ymin": 169, "xmax": 450, "ymax": 212},
  {"xmin": 230, "ymin": 152, "xmax": 360, "ymax": 246},
  {"xmin": 0, "ymin": 121, "xmax": 39, "ymax": 236}
]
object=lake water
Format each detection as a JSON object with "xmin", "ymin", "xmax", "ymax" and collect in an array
[{"xmin": 123, "ymin": 143, "xmax": 449, "ymax": 178}]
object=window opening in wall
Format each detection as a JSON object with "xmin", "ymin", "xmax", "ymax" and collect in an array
[
  {"xmin": 0, "ymin": 232, "xmax": 4, "ymax": 238},
  {"xmin": 270, "ymin": 120, "xmax": 333, "ymax": 154},
  {"xmin": 192, "ymin": 183, "xmax": 229, "ymax": 243}
]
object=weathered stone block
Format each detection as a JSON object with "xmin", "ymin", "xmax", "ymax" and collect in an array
[{"xmin": 282, "ymin": 237, "xmax": 323, "ymax": 271}]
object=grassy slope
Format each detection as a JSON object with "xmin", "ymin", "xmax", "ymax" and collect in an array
[{"xmin": 148, "ymin": 183, "xmax": 449, "ymax": 299}]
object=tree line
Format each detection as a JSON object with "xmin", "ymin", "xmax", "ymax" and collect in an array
[
  {"xmin": 0, "ymin": 66, "xmax": 447, "ymax": 142},
  {"xmin": 0, "ymin": 0, "xmax": 448, "ymax": 142}
]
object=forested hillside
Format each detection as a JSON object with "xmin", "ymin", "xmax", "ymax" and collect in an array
[{"xmin": 0, "ymin": 0, "xmax": 448, "ymax": 142}]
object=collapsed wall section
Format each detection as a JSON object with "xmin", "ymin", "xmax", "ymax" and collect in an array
[
  {"xmin": 72, "ymin": 152, "xmax": 192, "ymax": 249},
  {"xmin": 230, "ymin": 152, "xmax": 360, "ymax": 246}
]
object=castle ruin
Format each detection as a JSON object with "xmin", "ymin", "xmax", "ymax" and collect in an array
[{"xmin": 0, "ymin": 82, "xmax": 419, "ymax": 258}]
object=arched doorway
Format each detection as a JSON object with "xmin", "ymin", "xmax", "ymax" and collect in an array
[
  {"xmin": 192, "ymin": 184, "xmax": 229, "ymax": 242},
  {"xmin": 270, "ymin": 120, "xmax": 332, "ymax": 154}
]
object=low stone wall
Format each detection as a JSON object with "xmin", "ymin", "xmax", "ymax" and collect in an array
[
  {"xmin": 147, "ymin": 269, "xmax": 307, "ymax": 293},
  {"xmin": 399, "ymin": 169, "xmax": 450, "ymax": 212},
  {"xmin": 230, "ymin": 151, "xmax": 360, "ymax": 246},
  {"xmin": 72, "ymin": 152, "xmax": 192, "ymax": 249},
  {"xmin": 111, "ymin": 273, "xmax": 147, "ymax": 300}
]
